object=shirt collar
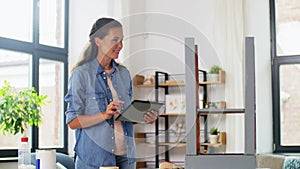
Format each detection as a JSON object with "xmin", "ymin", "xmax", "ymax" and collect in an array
[{"xmin": 93, "ymin": 58, "xmax": 118, "ymax": 75}]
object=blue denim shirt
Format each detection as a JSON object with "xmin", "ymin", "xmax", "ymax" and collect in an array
[{"xmin": 65, "ymin": 58, "xmax": 135, "ymax": 167}]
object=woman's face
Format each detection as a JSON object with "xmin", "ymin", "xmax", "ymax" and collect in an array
[{"xmin": 96, "ymin": 27, "xmax": 124, "ymax": 59}]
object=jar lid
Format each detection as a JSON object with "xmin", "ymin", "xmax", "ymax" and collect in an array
[{"xmin": 21, "ymin": 137, "xmax": 28, "ymax": 142}]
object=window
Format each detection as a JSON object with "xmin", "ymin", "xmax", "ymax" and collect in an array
[
  {"xmin": 39, "ymin": 0, "xmax": 65, "ymax": 48},
  {"xmin": 38, "ymin": 58, "xmax": 66, "ymax": 149},
  {"xmin": 0, "ymin": 50, "xmax": 31, "ymax": 150},
  {"xmin": 270, "ymin": 0, "xmax": 300, "ymax": 152},
  {"xmin": 0, "ymin": 0, "xmax": 68, "ymax": 157},
  {"xmin": 0, "ymin": 0, "xmax": 33, "ymax": 42}
]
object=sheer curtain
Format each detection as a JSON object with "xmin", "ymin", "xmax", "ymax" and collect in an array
[{"xmin": 211, "ymin": 0, "xmax": 245, "ymax": 153}]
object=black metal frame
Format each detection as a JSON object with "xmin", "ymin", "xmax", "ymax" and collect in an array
[
  {"xmin": 198, "ymin": 70, "xmax": 208, "ymax": 143},
  {"xmin": 0, "ymin": 0, "xmax": 69, "ymax": 158},
  {"xmin": 153, "ymin": 70, "xmax": 210, "ymax": 167},
  {"xmin": 270, "ymin": 0, "xmax": 300, "ymax": 152},
  {"xmin": 154, "ymin": 71, "xmax": 170, "ymax": 168}
]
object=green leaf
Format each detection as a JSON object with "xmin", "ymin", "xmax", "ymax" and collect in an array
[
  {"xmin": 209, "ymin": 65, "xmax": 223, "ymax": 74},
  {"xmin": 0, "ymin": 81, "xmax": 50, "ymax": 135}
]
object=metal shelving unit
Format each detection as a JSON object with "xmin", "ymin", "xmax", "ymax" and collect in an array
[
  {"xmin": 184, "ymin": 37, "xmax": 257, "ymax": 169},
  {"xmin": 154, "ymin": 71, "xmax": 183, "ymax": 168}
]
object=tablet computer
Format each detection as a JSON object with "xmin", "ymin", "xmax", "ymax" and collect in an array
[{"xmin": 116, "ymin": 100, "xmax": 164, "ymax": 123}]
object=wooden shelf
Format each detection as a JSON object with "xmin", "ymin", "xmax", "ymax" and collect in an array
[
  {"xmin": 199, "ymin": 81, "xmax": 223, "ymax": 85},
  {"xmin": 158, "ymin": 142, "xmax": 186, "ymax": 147},
  {"xmin": 133, "ymin": 74, "xmax": 225, "ymax": 87},
  {"xmin": 201, "ymin": 142, "xmax": 224, "ymax": 146},
  {"xmin": 138, "ymin": 142, "xmax": 186, "ymax": 147},
  {"xmin": 135, "ymin": 84, "xmax": 155, "ymax": 87},
  {"xmin": 135, "ymin": 82, "xmax": 223, "ymax": 87},
  {"xmin": 197, "ymin": 108, "xmax": 245, "ymax": 115},
  {"xmin": 160, "ymin": 113, "xmax": 185, "ymax": 117},
  {"xmin": 135, "ymin": 83, "xmax": 184, "ymax": 87},
  {"xmin": 159, "ymin": 83, "xmax": 185, "ymax": 87},
  {"xmin": 134, "ymin": 70, "xmax": 225, "ymax": 87},
  {"xmin": 135, "ymin": 131, "xmax": 155, "ymax": 135}
]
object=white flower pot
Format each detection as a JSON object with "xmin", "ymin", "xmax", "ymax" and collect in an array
[
  {"xmin": 207, "ymin": 74, "xmax": 219, "ymax": 82},
  {"xmin": 209, "ymin": 135, "xmax": 219, "ymax": 144}
]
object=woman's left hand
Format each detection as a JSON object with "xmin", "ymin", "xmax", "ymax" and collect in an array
[{"xmin": 144, "ymin": 109, "xmax": 158, "ymax": 124}]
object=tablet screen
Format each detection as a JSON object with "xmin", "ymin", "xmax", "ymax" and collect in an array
[{"xmin": 116, "ymin": 100, "xmax": 164, "ymax": 123}]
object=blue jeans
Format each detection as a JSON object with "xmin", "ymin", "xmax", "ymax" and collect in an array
[{"xmin": 75, "ymin": 155, "xmax": 136, "ymax": 169}]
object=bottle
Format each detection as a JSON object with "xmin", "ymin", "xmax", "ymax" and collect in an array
[{"xmin": 18, "ymin": 137, "xmax": 31, "ymax": 169}]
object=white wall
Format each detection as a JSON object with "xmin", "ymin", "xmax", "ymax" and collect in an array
[{"xmin": 125, "ymin": 0, "xmax": 220, "ymax": 76}]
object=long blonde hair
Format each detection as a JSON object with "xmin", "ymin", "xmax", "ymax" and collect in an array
[{"xmin": 71, "ymin": 18, "xmax": 122, "ymax": 72}]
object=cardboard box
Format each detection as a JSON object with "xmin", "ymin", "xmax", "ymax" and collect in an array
[
  {"xmin": 134, "ymin": 75, "xmax": 145, "ymax": 85},
  {"xmin": 219, "ymin": 132, "xmax": 226, "ymax": 144}
]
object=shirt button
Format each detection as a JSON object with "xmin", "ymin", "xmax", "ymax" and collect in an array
[
  {"xmin": 103, "ymin": 72, "xmax": 106, "ymax": 75},
  {"xmin": 109, "ymin": 99, "xmax": 112, "ymax": 102},
  {"xmin": 119, "ymin": 96, "xmax": 122, "ymax": 98},
  {"xmin": 112, "ymin": 149, "xmax": 114, "ymax": 152},
  {"xmin": 125, "ymin": 132, "xmax": 128, "ymax": 136},
  {"xmin": 112, "ymin": 136, "xmax": 114, "ymax": 140},
  {"xmin": 103, "ymin": 77, "xmax": 106, "ymax": 79},
  {"xmin": 110, "ymin": 124, "xmax": 113, "ymax": 127}
]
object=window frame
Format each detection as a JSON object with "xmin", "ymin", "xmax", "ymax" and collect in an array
[
  {"xmin": 270, "ymin": 0, "xmax": 300, "ymax": 152},
  {"xmin": 0, "ymin": 0, "xmax": 69, "ymax": 158}
]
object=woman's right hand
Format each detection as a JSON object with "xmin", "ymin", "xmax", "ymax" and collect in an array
[
  {"xmin": 101, "ymin": 100, "xmax": 124, "ymax": 120},
  {"xmin": 68, "ymin": 100, "xmax": 124, "ymax": 129}
]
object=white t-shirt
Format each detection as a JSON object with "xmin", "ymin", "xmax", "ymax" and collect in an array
[{"xmin": 105, "ymin": 69, "xmax": 126, "ymax": 156}]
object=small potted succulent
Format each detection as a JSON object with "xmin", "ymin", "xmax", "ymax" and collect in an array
[
  {"xmin": 209, "ymin": 65, "xmax": 223, "ymax": 74},
  {"xmin": 209, "ymin": 127, "xmax": 219, "ymax": 144},
  {"xmin": 0, "ymin": 80, "xmax": 49, "ymax": 136},
  {"xmin": 208, "ymin": 65, "xmax": 223, "ymax": 82}
]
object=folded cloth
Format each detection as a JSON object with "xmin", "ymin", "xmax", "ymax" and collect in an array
[{"xmin": 283, "ymin": 157, "xmax": 300, "ymax": 169}]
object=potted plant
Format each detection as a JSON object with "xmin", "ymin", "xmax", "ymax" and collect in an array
[
  {"xmin": 208, "ymin": 65, "xmax": 223, "ymax": 82},
  {"xmin": 209, "ymin": 127, "xmax": 219, "ymax": 144},
  {"xmin": 209, "ymin": 65, "xmax": 223, "ymax": 74},
  {"xmin": 0, "ymin": 80, "xmax": 49, "ymax": 136}
]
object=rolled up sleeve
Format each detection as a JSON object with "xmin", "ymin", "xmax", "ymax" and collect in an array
[{"xmin": 65, "ymin": 70, "xmax": 86, "ymax": 124}]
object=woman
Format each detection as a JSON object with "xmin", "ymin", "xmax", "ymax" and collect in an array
[{"xmin": 65, "ymin": 18, "xmax": 158, "ymax": 169}]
